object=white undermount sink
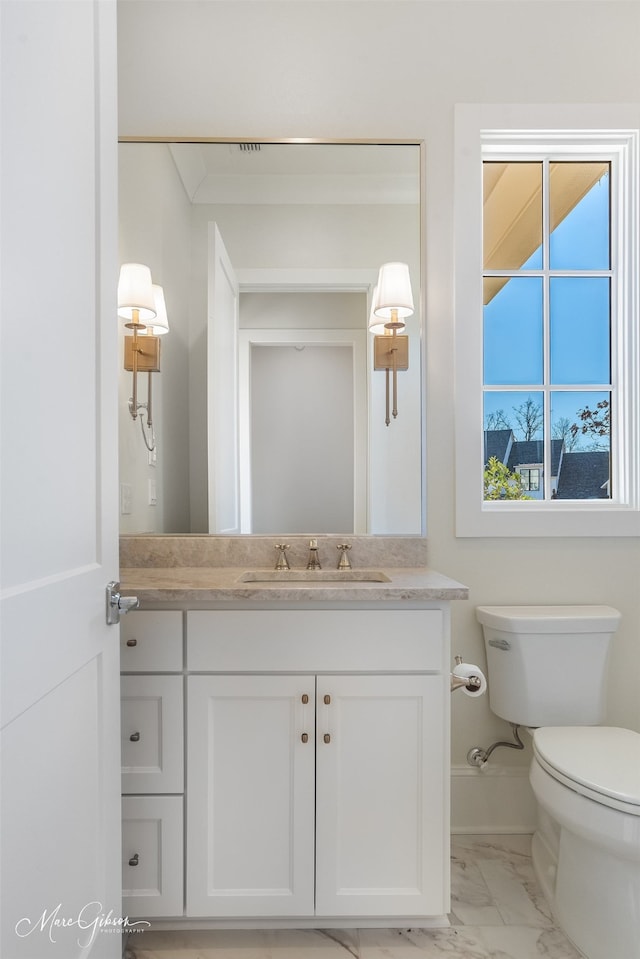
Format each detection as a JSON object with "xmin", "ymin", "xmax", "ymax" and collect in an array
[{"xmin": 237, "ymin": 569, "xmax": 391, "ymax": 584}]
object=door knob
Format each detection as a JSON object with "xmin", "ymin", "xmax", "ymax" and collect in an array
[{"xmin": 106, "ymin": 581, "xmax": 140, "ymax": 625}]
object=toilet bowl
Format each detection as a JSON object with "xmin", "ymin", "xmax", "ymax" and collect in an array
[
  {"xmin": 531, "ymin": 726, "xmax": 640, "ymax": 959},
  {"xmin": 476, "ymin": 605, "xmax": 640, "ymax": 959}
]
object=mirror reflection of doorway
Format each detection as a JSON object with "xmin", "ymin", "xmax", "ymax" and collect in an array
[
  {"xmin": 209, "ymin": 219, "xmax": 369, "ymax": 534},
  {"xmin": 250, "ymin": 343, "xmax": 355, "ymax": 533}
]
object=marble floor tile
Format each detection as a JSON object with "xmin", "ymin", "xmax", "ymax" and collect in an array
[
  {"xmin": 125, "ymin": 836, "xmax": 583, "ymax": 959},
  {"xmin": 476, "ymin": 859, "xmax": 552, "ymax": 927},
  {"xmin": 452, "ymin": 834, "xmax": 534, "ymax": 862},
  {"xmin": 125, "ymin": 928, "xmax": 359, "ymax": 959}
]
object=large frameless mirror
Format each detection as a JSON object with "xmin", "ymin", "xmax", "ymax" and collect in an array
[{"xmin": 118, "ymin": 140, "xmax": 423, "ymax": 535}]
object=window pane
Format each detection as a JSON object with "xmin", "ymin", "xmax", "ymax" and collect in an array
[
  {"xmin": 550, "ymin": 278, "xmax": 610, "ymax": 384},
  {"xmin": 483, "ymin": 162, "xmax": 542, "ymax": 271},
  {"xmin": 551, "ymin": 391, "xmax": 611, "ymax": 499},
  {"xmin": 484, "ymin": 391, "xmax": 545, "ymax": 500},
  {"xmin": 549, "ymin": 163, "xmax": 610, "ymax": 270},
  {"xmin": 484, "ymin": 277, "xmax": 543, "ymax": 385}
]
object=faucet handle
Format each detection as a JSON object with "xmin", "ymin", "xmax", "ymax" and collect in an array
[
  {"xmin": 274, "ymin": 544, "xmax": 291, "ymax": 570},
  {"xmin": 336, "ymin": 543, "xmax": 352, "ymax": 570}
]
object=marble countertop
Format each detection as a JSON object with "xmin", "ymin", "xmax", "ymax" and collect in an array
[{"xmin": 120, "ymin": 566, "xmax": 469, "ymax": 605}]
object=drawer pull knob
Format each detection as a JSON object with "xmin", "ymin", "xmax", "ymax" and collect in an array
[
  {"xmin": 324, "ymin": 694, "xmax": 331, "ymax": 705},
  {"xmin": 301, "ymin": 732, "xmax": 309, "ymax": 743},
  {"xmin": 126, "ymin": 638, "xmax": 138, "ymax": 647},
  {"xmin": 129, "ymin": 732, "xmax": 140, "ymax": 742},
  {"xmin": 128, "ymin": 853, "xmax": 139, "ymax": 867},
  {"xmin": 301, "ymin": 694, "xmax": 309, "ymax": 704},
  {"xmin": 324, "ymin": 733, "xmax": 331, "ymax": 744}
]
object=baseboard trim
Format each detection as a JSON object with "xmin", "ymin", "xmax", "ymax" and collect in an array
[
  {"xmin": 451, "ymin": 763, "xmax": 531, "ymax": 777},
  {"xmin": 450, "ymin": 763, "xmax": 537, "ymax": 835}
]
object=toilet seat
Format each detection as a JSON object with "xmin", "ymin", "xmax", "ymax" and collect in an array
[{"xmin": 533, "ymin": 726, "xmax": 640, "ymax": 815}]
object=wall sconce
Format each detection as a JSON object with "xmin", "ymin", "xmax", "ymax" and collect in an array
[
  {"xmin": 369, "ymin": 261, "xmax": 413, "ymax": 426},
  {"xmin": 118, "ymin": 264, "xmax": 169, "ymax": 451}
]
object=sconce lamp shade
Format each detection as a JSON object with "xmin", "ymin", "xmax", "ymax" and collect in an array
[
  {"xmin": 368, "ymin": 285, "xmax": 388, "ymax": 335},
  {"xmin": 139, "ymin": 284, "xmax": 170, "ymax": 336},
  {"xmin": 373, "ymin": 262, "xmax": 414, "ymax": 325},
  {"xmin": 117, "ymin": 263, "xmax": 157, "ymax": 322}
]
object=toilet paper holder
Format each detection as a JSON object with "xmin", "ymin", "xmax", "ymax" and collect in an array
[{"xmin": 450, "ymin": 655, "xmax": 483, "ymax": 693}]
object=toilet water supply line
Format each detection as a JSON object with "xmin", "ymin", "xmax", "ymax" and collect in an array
[
  {"xmin": 467, "ymin": 725, "xmax": 525, "ymax": 769},
  {"xmin": 449, "ymin": 656, "xmax": 525, "ymax": 768}
]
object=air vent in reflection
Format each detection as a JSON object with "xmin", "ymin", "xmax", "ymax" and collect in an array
[{"xmin": 238, "ymin": 143, "xmax": 261, "ymax": 152}]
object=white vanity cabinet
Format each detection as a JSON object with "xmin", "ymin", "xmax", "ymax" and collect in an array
[
  {"xmin": 118, "ymin": 603, "xmax": 452, "ymax": 925},
  {"xmin": 185, "ymin": 608, "xmax": 449, "ymax": 921}
]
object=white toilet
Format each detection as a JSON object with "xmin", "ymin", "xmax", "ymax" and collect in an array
[{"xmin": 476, "ymin": 605, "xmax": 640, "ymax": 959}]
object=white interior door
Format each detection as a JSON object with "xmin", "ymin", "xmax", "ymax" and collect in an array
[
  {"xmin": 238, "ymin": 327, "xmax": 368, "ymax": 533},
  {"xmin": 207, "ymin": 223, "xmax": 240, "ymax": 533},
  {"xmin": 0, "ymin": 3, "xmax": 121, "ymax": 957}
]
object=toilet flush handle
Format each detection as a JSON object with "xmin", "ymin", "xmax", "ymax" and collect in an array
[{"xmin": 488, "ymin": 638, "xmax": 511, "ymax": 651}]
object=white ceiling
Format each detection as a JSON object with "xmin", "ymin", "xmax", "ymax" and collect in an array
[{"xmin": 168, "ymin": 141, "xmax": 420, "ymax": 206}]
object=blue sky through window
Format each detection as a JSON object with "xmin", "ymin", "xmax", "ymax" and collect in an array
[{"xmin": 483, "ymin": 169, "xmax": 610, "ymax": 454}]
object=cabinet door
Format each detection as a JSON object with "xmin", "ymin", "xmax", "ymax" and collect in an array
[
  {"xmin": 121, "ymin": 675, "xmax": 184, "ymax": 794},
  {"xmin": 315, "ymin": 674, "xmax": 447, "ymax": 917},
  {"xmin": 186, "ymin": 675, "xmax": 315, "ymax": 917},
  {"xmin": 122, "ymin": 795, "xmax": 183, "ymax": 918}
]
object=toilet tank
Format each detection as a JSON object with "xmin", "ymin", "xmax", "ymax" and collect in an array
[{"xmin": 476, "ymin": 605, "xmax": 621, "ymax": 727}]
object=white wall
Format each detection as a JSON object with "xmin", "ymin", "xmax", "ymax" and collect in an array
[
  {"xmin": 118, "ymin": 0, "xmax": 640, "ymax": 831},
  {"xmin": 119, "ymin": 143, "xmax": 191, "ymax": 531}
]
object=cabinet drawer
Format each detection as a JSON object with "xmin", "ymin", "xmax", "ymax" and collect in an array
[
  {"xmin": 121, "ymin": 675, "xmax": 184, "ymax": 794},
  {"xmin": 121, "ymin": 611, "xmax": 183, "ymax": 671},
  {"xmin": 122, "ymin": 795, "xmax": 183, "ymax": 917},
  {"xmin": 187, "ymin": 609, "xmax": 444, "ymax": 672}
]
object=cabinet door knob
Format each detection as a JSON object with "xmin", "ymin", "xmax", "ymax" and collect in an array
[
  {"xmin": 323, "ymin": 733, "xmax": 331, "ymax": 744},
  {"xmin": 128, "ymin": 853, "xmax": 139, "ymax": 867},
  {"xmin": 301, "ymin": 732, "xmax": 309, "ymax": 743},
  {"xmin": 301, "ymin": 694, "xmax": 309, "ymax": 704},
  {"xmin": 126, "ymin": 638, "xmax": 137, "ymax": 647},
  {"xmin": 324, "ymin": 694, "xmax": 331, "ymax": 705},
  {"xmin": 129, "ymin": 732, "xmax": 140, "ymax": 742}
]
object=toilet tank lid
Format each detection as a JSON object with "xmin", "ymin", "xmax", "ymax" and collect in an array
[{"xmin": 476, "ymin": 605, "xmax": 621, "ymax": 633}]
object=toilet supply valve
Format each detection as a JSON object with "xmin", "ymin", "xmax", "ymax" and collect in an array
[{"xmin": 467, "ymin": 723, "xmax": 525, "ymax": 768}]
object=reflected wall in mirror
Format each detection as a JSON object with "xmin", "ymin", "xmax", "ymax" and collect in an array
[{"xmin": 118, "ymin": 140, "xmax": 423, "ymax": 535}]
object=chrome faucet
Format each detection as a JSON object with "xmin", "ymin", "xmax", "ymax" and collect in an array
[
  {"xmin": 274, "ymin": 544, "xmax": 291, "ymax": 570},
  {"xmin": 336, "ymin": 544, "xmax": 352, "ymax": 569},
  {"xmin": 306, "ymin": 539, "xmax": 322, "ymax": 570}
]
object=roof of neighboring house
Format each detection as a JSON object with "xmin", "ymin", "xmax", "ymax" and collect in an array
[
  {"xmin": 484, "ymin": 429, "xmax": 513, "ymax": 466},
  {"xmin": 506, "ymin": 439, "xmax": 564, "ymax": 476},
  {"xmin": 555, "ymin": 451, "xmax": 610, "ymax": 499}
]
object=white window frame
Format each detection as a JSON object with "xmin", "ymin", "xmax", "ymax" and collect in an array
[{"xmin": 455, "ymin": 104, "xmax": 640, "ymax": 537}]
